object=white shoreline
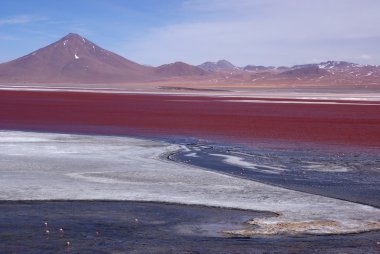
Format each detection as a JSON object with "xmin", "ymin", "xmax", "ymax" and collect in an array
[
  {"xmin": 1, "ymin": 85, "xmax": 380, "ymax": 101},
  {"xmin": 0, "ymin": 130, "xmax": 379, "ymax": 235}
]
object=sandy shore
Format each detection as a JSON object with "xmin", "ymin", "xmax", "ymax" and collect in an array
[{"xmin": 0, "ymin": 131, "xmax": 379, "ymax": 235}]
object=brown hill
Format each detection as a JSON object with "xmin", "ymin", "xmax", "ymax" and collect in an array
[
  {"xmin": 155, "ymin": 61, "xmax": 207, "ymax": 77},
  {"xmin": 243, "ymin": 65, "xmax": 275, "ymax": 71},
  {"xmin": 198, "ymin": 60, "xmax": 237, "ymax": 72},
  {"xmin": 0, "ymin": 33, "xmax": 155, "ymax": 83},
  {"xmin": 279, "ymin": 65, "xmax": 330, "ymax": 78}
]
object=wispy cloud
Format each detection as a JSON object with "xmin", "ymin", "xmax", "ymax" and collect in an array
[
  {"xmin": 0, "ymin": 35, "xmax": 18, "ymax": 40},
  {"xmin": 0, "ymin": 34, "xmax": 17, "ymax": 41},
  {"xmin": 0, "ymin": 15, "xmax": 48, "ymax": 26},
  {"xmin": 122, "ymin": 0, "xmax": 380, "ymax": 66},
  {"xmin": 357, "ymin": 54, "xmax": 373, "ymax": 60},
  {"xmin": 182, "ymin": 0, "xmax": 265, "ymax": 14}
]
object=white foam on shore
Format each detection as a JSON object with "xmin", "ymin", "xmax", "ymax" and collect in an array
[
  {"xmin": 185, "ymin": 152, "xmax": 198, "ymax": 158},
  {"xmin": 211, "ymin": 153, "xmax": 286, "ymax": 174},
  {"xmin": 180, "ymin": 145, "xmax": 191, "ymax": 152},
  {"xmin": 1, "ymin": 85, "xmax": 380, "ymax": 102},
  {"xmin": 211, "ymin": 154, "xmax": 255, "ymax": 168},
  {"xmin": 303, "ymin": 161, "xmax": 351, "ymax": 172},
  {"xmin": 221, "ymin": 99, "xmax": 380, "ymax": 106}
]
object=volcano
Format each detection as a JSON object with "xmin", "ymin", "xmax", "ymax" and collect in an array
[{"xmin": 0, "ymin": 33, "xmax": 156, "ymax": 83}]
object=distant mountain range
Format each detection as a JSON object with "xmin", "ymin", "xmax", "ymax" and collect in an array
[
  {"xmin": 0, "ymin": 33, "xmax": 379, "ymax": 87},
  {"xmin": 197, "ymin": 59, "xmax": 380, "ymax": 87}
]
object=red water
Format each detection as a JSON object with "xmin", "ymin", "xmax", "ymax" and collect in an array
[{"xmin": 0, "ymin": 90, "xmax": 379, "ymax": 148}]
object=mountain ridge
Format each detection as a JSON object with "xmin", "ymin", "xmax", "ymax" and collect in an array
[
  {"xmin": 0, "ymin": 33, "xmax": 379, "ymax": 87},
  {"xmin": 0, "ymin": 33, "xmax": 206, "ymax": 84}
]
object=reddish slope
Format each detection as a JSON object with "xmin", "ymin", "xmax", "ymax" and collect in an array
[
  {"xmin": 198, "ymin": 60, "xmax": 237, "ymax": 72},
  {"xmin": 279, "ymin": 65, "xmax": 330, "ymax": 78},
  {"xmin": 0, "ymin": 33, "xmax": 154, "ymax": 83},
  {"xmin": 156, "ymin": 61, "xmax": 207, "ymax": 77}
]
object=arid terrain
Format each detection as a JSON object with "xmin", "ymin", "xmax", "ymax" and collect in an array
[{"xmin": 1, "ymin": 33, "xmax": 380, "ymax": 253}]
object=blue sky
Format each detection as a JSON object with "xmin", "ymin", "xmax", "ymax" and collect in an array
[{"xmin": 1, "ymin": 0, "xmax": 379, "ymax": 66}]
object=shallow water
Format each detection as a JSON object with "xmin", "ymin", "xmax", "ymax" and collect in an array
[
  {"xmin": 0, "ymin": 201, "xmax": 379, "ymax": 254},
  {"xmin": 171, "ymin": 142, "xmax": 380, "ymax": 208}
]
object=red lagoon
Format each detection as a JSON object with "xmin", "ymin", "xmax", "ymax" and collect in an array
[{"xmin": 0, "ymin": 90, "xmax": 379, "ymax": 148}]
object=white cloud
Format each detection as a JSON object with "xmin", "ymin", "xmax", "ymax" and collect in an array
[
  {"xmin": 182, "ymin": 0, "xmax": 266, "ymax": 14},
  {"xmin": 357, "ymin": 54, "xmax": 373, "ymax": 60},
  {"xmin": 0, "ymin": 35, "xmax": 17, "ymax": 40},
  {"xmin": 0, "ymin": 15, "xmax": 48, "ymax": 26},
  {"xmin": 121, "ymin": 0, "xmax": 380, "ymax": 66}
]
